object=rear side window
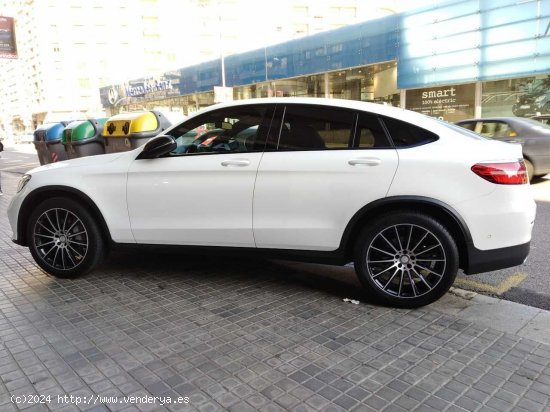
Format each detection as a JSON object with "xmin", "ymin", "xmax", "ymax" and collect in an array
[
  {"xmin": 456, "ymin": 121, "xmax": 476, "ymax": 131},
  {"xmin": 382, "ymin": 116, "xmax": 439, "ymax": 147},
  {"xmin": 275, "ymin": 105, "xmax": 355, "ymax": 151},
  {"xmin": 478, "ymin": 121, "xmax": 517, "ymax": 138},
  {"xmin": 353, "ymin": 112, "xmax": 392, "ymax": 148}
]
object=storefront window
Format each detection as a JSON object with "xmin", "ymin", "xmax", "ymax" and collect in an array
[
  {"xmin": 233, "ymin": 74, "xmax": 325, "ymax": 100},
  {"xmin": 482, "ymin": 76, "xmax": 550, "ymax": 118},
  {"xmin": 327, "ymin": 62, "xmax": 399, "ymax": 106}
]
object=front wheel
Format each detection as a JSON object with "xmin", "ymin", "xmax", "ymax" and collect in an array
[
  {"xmin": 27, "ymin": 197, "xmax": 105, "ymax": 278},
  {"xmin": 354, "ymin": 212, "xmax": 459, "ymax": 308}
]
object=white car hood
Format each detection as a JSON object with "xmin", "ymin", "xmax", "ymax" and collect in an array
[{"xmin": 27, "ymin": 151, "xmax": 135, "ymax": 175}]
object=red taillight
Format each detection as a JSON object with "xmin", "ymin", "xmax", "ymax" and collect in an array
[{"xmin": 471, "ymin": 161, "xmax": 528, "ymax": 185}]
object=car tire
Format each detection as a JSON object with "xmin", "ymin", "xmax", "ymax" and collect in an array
[
  {"xmin": 525, "ymin": 159, "xmax": 534, "ymax": 181},
  {"xmin": 353, "ymin": 211, "xmax": 459, "ymax": 308},
  {"xmin": 27, "ymin": 197, "xmax": 105, "ymax": 278}
]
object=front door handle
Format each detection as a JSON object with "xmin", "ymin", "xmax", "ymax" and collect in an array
[
  {"xmin": 221, "ymin": 159, "xmax": 250, "ymax": 167},
  {"xmin": 348, "ymin": 157, "xmax": 381, "ymax": 166}
]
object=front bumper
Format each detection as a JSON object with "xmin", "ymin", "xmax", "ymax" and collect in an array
[{"xmin": 464, "ymin": 241, "xmax": 530, "ymax": 275}]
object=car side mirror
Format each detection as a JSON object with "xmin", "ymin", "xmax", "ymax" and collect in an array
[{"xmin": 137, "ymin": 135, "xmax": 177, "ymax": 159}]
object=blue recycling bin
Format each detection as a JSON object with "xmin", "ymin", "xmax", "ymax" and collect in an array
[{"xmin": 34, "ymin": 122, "xmax": 69, "ymax": 165}]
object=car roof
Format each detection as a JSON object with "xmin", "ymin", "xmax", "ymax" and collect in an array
[
  {"xmin": 175, "ymin": 97, "xmax": 438, "ymax": 130},
  {"xmin": 456, "ymin": 117, "xmax": 526, "ymax": 123},
  {"xmin": 206, "ymin": 97, "xmax": 399, "ymax": 116},
  {"xmin": 455, "ymin": 116, "xmax": 550, "ymax": 134}
]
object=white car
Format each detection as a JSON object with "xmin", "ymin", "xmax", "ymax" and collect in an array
[{"xmin": 7, "ymin": 98, "xmax": 536, "ymax": 308}]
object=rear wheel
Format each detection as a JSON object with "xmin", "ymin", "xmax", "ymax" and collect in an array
[
  {"xmin": 27, "ymin": 197, "xmax": 105, "ymax": 278},
  {"xmin": 354, "ymin": 212, "xmax": 458, "ymax": 308}
]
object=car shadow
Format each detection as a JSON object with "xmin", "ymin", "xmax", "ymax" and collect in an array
[{"xmin": 98, "ymin": 245, "xmax": 370, "ymax": 304}]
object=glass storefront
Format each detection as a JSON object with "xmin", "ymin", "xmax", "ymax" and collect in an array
[
  {"xmin": 106, "ymin": 61, "xmax": 400, "ymax": 119},
  {"xmin": 327, "ymin": 63, "xmax": 398, "ymax": 105},
  {"xmin": 233, "ymin": 74, "xmax": 325, "ymax": 99},
  {"xmin": 482, "ymin": 75, "xmax": 550, "ymax": 118}
]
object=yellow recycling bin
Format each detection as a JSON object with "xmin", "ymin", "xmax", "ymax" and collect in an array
[{"xmin": 103, "ymin": 111, "xmax": 171, "ymax": 154}]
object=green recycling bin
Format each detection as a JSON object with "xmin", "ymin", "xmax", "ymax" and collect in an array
[
  {"xmin": 33, "ymin": 122, "xmax": 68, "ymax": 165},
  {"xmin": 63, "ymin": 118, "xmax": 107, "ymax": 160},
  {"xmin": 103, "ymin": 110, "xmax": 171, "ymax": 154}
]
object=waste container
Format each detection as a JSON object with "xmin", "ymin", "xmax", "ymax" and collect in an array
[
  {"xmin": 103, "ymin": 111, "xmax": 171, "ymax": 154},
  {"xmin": 63, "ymin": 118, "xmax": 107, "ymax": 159},
  {"xmin": 34, "ymin": 122, "xmax": 68, "ymax": 165}
]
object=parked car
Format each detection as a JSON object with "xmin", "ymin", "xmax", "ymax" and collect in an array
[
  {"xmin": 7, "ymin": 98, "xmax": 536, "ymax": 308},
  {"xmin": 455, "ymin": 117, "xmax": 550, "ymax": 179}
]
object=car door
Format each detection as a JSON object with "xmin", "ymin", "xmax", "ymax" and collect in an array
[
  {"xmin": 126, "ymin": 104, "xmax": 273, "ymax": 247},
  {"xmin": 253, "ymin": 104, "xmax": 399, "ymax": 251}
]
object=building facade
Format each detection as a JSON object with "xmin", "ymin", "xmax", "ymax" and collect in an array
[
  {"xmin": 98, "ymin": 0, "xmax": 550, "ymax": 125},
  {"xmin": 0, "ymin": 0, "xmax": 398, "ymax": 140}
]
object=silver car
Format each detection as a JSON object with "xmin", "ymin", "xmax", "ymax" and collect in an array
[{"xmin": 456, "ymin": 117, "xmax": 550, "ymax": 179}]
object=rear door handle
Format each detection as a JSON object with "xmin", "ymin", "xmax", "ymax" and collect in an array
[
  {"xmin": 221, "ymin": 159, "xmax": 250, "ymax": 167},
  {"xmin": 348, "ymin": 157, "xmax": 381, "ymax": 166}
]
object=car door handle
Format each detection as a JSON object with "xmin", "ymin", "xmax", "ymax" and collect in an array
[
  {"xmin": 348, "ymin": 157, "xmax": 381, "ymax": 166},
  {"xmin": 221, "ymin": 159, "xmax": 250, "ymax": 167}
]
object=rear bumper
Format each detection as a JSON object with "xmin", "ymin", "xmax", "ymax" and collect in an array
[{"xmin": 464, "ymin": 241, "xmax": 530, "ymax": 275}]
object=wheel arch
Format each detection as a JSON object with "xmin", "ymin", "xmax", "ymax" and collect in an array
[
  {"xmin": 340, "ymin": 196, "xmax": 472, "ymax": 270},
  {"xmin": 17, "ymin": 185, "xmax": 113, "ymax": 247}
]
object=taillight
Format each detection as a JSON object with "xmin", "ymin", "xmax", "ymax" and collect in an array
[{"xmin": 471, "ymin": 161, "xmax": 528, "ymax": 185}]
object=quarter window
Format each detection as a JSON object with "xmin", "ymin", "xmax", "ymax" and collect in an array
[{"xmin": 381, "ymin": 116, "xmax": 439, "ymax": 147}]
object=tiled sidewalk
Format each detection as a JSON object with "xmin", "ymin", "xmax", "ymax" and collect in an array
[{"xmin": 1, "ymin": 171, "xmax": 550, "ymax": 412}]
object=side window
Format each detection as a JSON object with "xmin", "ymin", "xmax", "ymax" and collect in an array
[
  {"xmin": 169, "ymin": 105, "xmax": 270, "ymax": 155},
  {"xmin": 353, "ymin": 112, "xmax": 392, "ymax": 149},
  {"xmin": 457, "ymin": 122, "xmax": 476, "ymax": 131},
  {"xmin": 381, "ymin": 116, "xmax": 439, "ymax": 147},
  {"xmin": 478, "ymin": 121, "xmax": 516, "ymax": 138},
  {"xmin": 273, "ymin": 105, "xmax": 355, "ymax": 151}
]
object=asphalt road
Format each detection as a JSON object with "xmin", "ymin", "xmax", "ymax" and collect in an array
[{"xmin": 1, "ymin": 143, "xmax": 549, "ymax": 309}]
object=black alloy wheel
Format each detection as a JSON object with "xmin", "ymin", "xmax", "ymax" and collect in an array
[
  {"xmin": 354, "ymin": 212, "xmax": 459, "ymax": 308},
  {"xmin": 27, "ymin": 197, "xmax": 105, "ymax": 278}
]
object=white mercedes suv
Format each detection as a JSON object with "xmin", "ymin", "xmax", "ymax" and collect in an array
[{"xmin": 7, "ymin": 98, "xmax": 536, "ymax": 308}]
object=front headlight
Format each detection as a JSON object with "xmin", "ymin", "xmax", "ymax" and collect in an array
[{"xmin": 16, "ymin": 174, "xmax": 31, "ymax": 193}]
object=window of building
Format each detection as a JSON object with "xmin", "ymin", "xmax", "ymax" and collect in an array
[{"xmin": 482, "ymin": 76, "xmax": 550, "ymax": 118}]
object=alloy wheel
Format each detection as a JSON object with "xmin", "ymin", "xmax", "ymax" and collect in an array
[
  {"xmin": 365, "ymin": 223, "xmax": 446, "ymax": 299},
  {"xmin": 33, "ymin": 207, "xmax": 88, "ymax": 271}
]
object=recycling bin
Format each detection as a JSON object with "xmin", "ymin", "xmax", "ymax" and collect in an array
[
  {"xmin": 103, "ymin": 111, "xmax": 171, "ymax": 154},
  {"xmin": 34, "ymin": 122, "xmax": 68, "ymax": 165},
  {"xmin": 62, "ymin": 118, "xmax": 107, "ymax": 160}
]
